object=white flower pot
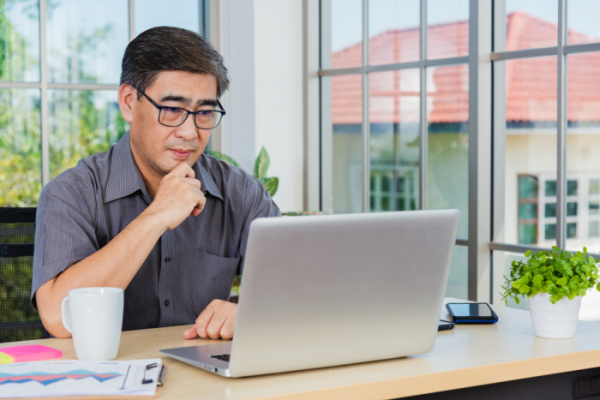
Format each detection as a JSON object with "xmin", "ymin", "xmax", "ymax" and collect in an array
[{"xmin": 529, "ymin": 293, "xmax": 581, "ymax": 339}]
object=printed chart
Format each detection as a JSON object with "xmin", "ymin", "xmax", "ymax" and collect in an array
[{"xmin": 0, "ymin": 359, "xmax": 161, "ymax": 398}]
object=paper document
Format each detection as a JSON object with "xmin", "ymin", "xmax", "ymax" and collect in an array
[{"xmin": 0, "ymin": 358, "xmax": 162, "ymax": 398}]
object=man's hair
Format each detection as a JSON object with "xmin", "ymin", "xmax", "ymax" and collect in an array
[{"xmin": 120, "ymin": 26, "xmax": 229, "ymax": 99}]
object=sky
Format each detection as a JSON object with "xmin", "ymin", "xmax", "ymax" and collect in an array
[{"xmin": 331, "ymin": 0, "xmax": 600, "ymax": 52}]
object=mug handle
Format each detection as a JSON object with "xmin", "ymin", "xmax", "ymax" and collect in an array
[{"xmin": 61, "ymin": 296, "xmax": 72, "ymax": 334}]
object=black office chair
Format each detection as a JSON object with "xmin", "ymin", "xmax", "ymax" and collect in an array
[{"xmin": 0, "ymin": 207, "xmax": 45, "ymax": 343}]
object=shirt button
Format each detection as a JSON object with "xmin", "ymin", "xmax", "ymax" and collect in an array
[
  {"xmin": 164, "ymin": 257, "xmax": 171, "ymax": 263},
  {"xmin": 164, "ymin": 300, "xmax": 170, "ymax": 307}
]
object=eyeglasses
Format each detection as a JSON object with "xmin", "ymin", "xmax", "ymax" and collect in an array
[{"xmin": 137, "ymin": 88, "xmax": 226, "ymax": 130}]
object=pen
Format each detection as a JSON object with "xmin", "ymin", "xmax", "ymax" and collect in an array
[{"xmin": 157, "ymin": 365, "xmax": 166, "ymax": 386}]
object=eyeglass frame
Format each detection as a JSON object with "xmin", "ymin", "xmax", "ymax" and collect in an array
[{"xmin": 136, "ymin": 88, "xmax": 226, "ymax": 130}]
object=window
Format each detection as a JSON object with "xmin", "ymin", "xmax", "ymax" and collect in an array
[
  {"xmin": 0, "ymin": 0, "xmax": 209, "ymax": 206},
  {"xmin": 319, "ymin": 0, "xmax": 469, "ymax": 299},
  {"xmin": 312, "ymin": 0, "xmax": 600, "ymax": 304}
]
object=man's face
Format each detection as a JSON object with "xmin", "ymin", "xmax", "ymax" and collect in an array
[{"xmin": 124, "ymin": 70, "xmax": 219, "ymax": 178}]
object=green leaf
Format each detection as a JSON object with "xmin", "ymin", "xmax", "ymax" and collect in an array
[
  {"xmin": 231, "ymin": 274, "xmax": 243, "ymax": 295},
  {"xmin": 205, "ymin": 150, "xmax": 241, "ymax": 168},
  {"xmin": 282, "ymin": 211, "xmax": 329, "ymax": 216},
  {"xmin": 254, "ymin": 147, "xmax": 270, "ymax": 179},
  {"xmin": 260, "ymin": 177, "xmax": 279, "ymax": 197},
  {"xmin": 532, "ymin": 275, "xmax": 544, "ymax": 282},
  {"xmin": 556, "ymin": 277, "xmax": 568, "ymax": 286}
]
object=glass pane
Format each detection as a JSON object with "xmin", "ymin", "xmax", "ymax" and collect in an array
[
  {"xmin": 567, "ymin": 180, "xmax": 578, "ymax": 196},
  {"xmin": 445, "ymin": 245, "xmax": 467, "ymax": 300},
  {"xmin": 329, "ymin": 75, "xmax": 363, "ymax": 213},
  {"xmin": 427, "ymin": 65, "xmax": 469, "ymax": 238},
  {"xmin": 503, "ymin": 57, "xmax": 557, "ymax": 247},
  {"xmin": 567, "ymin": 222, "xmax": 578, "ymax": 238},
  {"xmin": 135, "ymin": 0, "xmax": 201, "ymax": 36},
  {"xmin": 47, "ymin": 0, "xmax": 129, "ymax": 84},
  {"xmin": 505, "ymin": 0, "xmax": 558, "ymax": 51},
  {"xmin": 326, "ymin": 0, "xmax": 362, "ymax": 69},
  {"xmin": 568, "ymin": 0, "xmax": 600, "ymax": 45},
  {"xmin": 49, "ymin": 90, "xmax": 128, "ymax": 179},
  {"xmin": 545, "ymin": 223, "xmax": 556, "ymax": 240},
  {"xmin": 0, "ymin": 89, "xmax": 41, "ymax": 206},
  {"xmin": 369, "ymin": 0, "xmax": 420, "ymax": 65},
  {"xmin": 545, "ymin": 180, "xmax": 556, "ymax": 197},
  {"xmin": 545, "ymin": 203, "xmax": 556, "ymax": 217},
  {"xmin": 566, "ymin": 53, "xmax": 600, "ymax": 250},
  {"xmin": 427, "ymin": 0, "xmax": 469, "ymax": 60},
  {"xmin": 518, "ymin": 175, "xmax": 538, "ymax": 198},
  {"xmin": 0, "ymin": 0, "xmax": 39, "ymax": 82},
  {"xmin": 369, "ymin": 70, "xmax": 419, "ymax": 212},
  {"xmin": 518, "ymin": 203, "xmax": 537, "ymax": 219}
]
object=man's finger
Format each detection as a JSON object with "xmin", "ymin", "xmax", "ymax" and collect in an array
[
  {"xmin": 184, "ymin": 165, "xmax": 195, "ymax": 179},
  {"xmin": 184, "ymin": 177, "xmax": 201, "ymax": 190},
  {"xmin": 206, "ymin": 310, "xmax": 228, "ymax": 340},
  {"xmin": 170, "ymin": 162, "xmax": 193, "ymax": 177},
  {"xmin": 220, "ymin": 316, "xmax": 235, "ymax": 340},
  {"xmin": 194, "ymin": 305, "xmax": 215, "ymax": 339},
  {"xmin": 183, "ymin": 326, "xmax": 198, "ymax": 339}
]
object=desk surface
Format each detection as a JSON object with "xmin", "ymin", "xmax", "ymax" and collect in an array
[{"xmin": 5, "ymin": 298, "xmax": 600, "ymax": 400}]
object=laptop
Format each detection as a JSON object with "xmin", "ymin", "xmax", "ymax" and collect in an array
[{"xmin": 160, "ymin": 209, "xmax": 459, "ymax": 378}]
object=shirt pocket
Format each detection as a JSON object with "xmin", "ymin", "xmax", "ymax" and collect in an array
[{"xmin": 190, "ymin": 250, "xmax": 240, "ymax": 315}]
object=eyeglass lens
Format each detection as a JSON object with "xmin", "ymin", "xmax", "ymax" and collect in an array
[{"xmin": 159, "ymin": 108, "xmax": 222, "ymax": 129}]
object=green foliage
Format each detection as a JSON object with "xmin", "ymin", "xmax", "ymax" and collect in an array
[
  {"xmin": 254, "ymin": 147, "xmax": 270, "ymax": 179},
  {"xmin": 501, "ymin": 246, "xmax": 600, "ymax": 305},
  {"xmin": 232, "ymin": 275, "xmax": 242, "ymax": 296},
  {"xmin": 205, "ymin": 147, "xmax": 279, "ymax": 197},
  {"xmin": 282, "ymin": 211, "xmax": 329, "ymax": 216},
  {"xmin": 204, "ymin": 149, "xmax": 240, "ymax": 168},
  {"xmin": 260, "ymin": 177, "xmax": 279, "ymax": 198}
]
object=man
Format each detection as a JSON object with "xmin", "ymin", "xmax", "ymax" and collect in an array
[{"xmin": 32, "ymin": 27, "xmax": 280, "ymax": 340}]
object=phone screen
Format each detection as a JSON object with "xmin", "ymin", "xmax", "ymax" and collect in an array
[{"xmin": 448, "ymin": 303, "xmax": 494, "ymax": 317}]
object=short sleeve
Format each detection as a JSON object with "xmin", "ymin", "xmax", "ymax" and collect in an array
[
  {"xmin": 31, "ymin": 177, "xmax": 99, "ymax": 309},
  {"xmin": 238, "ymin": 177, "xmax": 281, "ymax": 274}
]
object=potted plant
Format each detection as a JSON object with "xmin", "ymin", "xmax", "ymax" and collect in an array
[{"xmin": 501, "ymin": 246, "xmax": 600, "ymax": 339}]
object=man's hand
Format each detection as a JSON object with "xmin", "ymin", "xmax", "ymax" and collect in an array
[
  {"xmin": 183, "ymin": 300, "xmax": 237, "ymax": 340},
  {"xmin": 146, "ymin": 162, "xmax": 206, "ymax": 230}
]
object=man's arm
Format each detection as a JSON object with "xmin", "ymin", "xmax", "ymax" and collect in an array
[{"xmin": 36, "ymin": 162, "xmax": 205, "ymax": 338}]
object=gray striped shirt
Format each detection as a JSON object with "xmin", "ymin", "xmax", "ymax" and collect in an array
[{"xmin": 32, "ymin": 132, "xmax": 281, "ymax": 331}]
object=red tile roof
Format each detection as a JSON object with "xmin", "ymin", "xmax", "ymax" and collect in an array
[{"xmin": 331, "ymin": 12, "xmax": 600, "ymax": 125}]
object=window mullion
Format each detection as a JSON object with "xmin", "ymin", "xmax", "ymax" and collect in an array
[
  {"xmin": 129, "ymin": 0, "xmax": 135, "ymax": 41},
  {"xmin": 419, "ymin": 0, "xmax": 427, "ymax": 210},
  {"xmin": 39, "ymin": 0, "xmax": 49, "ymax": 187},
  {"xmin": 557, "ymin": 0, "xmax": 567, "ymax": 249},
  {"xmin": 362, "ymin": 0, "xmax": 370, "ymax": 213}
]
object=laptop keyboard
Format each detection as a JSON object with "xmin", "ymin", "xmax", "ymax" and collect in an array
[{"xmin": 210, "ymin": 354, "xmax": 230, "ymax": 362}]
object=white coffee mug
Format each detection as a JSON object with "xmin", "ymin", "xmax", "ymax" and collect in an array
[{"xmin": 61, "ymin": 287, "xmax": 124, "ymax": 360}]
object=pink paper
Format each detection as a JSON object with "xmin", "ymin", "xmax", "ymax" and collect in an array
[{"xmin": 0, "ymin": 345, "xmax": 62, "ymax": 362}]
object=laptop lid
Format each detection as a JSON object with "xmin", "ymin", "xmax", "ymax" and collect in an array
[{"xmin": 226, "ymin": 209, "xmax": 459, "ymax": 377}]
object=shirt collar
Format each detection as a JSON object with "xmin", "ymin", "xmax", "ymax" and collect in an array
[
  {"xmin": 104, "ymin": 132, "xmax": 149, "ymax": 204},
  {"xmin": 104, "ymin": 132, "xmax": 224, "ymax": 203},
  {"xmin": 195, "ymin": 156, "xmax": 224, "ymax": 201}
]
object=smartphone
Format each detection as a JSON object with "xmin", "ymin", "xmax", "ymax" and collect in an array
[
  {"xmin": 438, "ymin": 319, "xmax": 455, "ymax": 331},
  {"xmin": 446, "ymin": 303, "xmax": 498, "ymax": 324}
]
